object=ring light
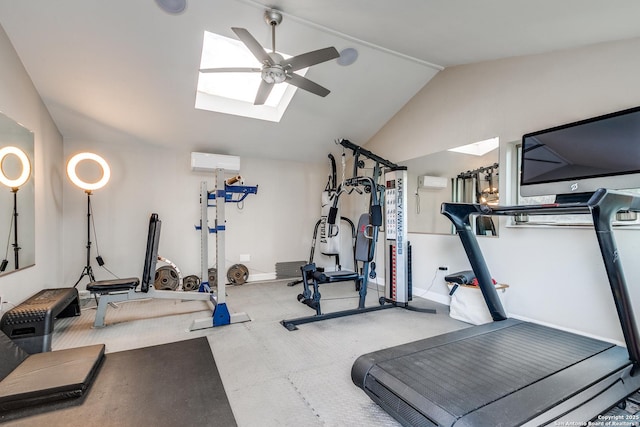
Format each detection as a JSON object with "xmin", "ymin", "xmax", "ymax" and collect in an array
[
  {"xmin": 67, "ymin": 152, "xmax": 111, "ymax": 191},
  {"xmin": 0, "ymin": 146, "xmax": 31, "ymax": 189}
]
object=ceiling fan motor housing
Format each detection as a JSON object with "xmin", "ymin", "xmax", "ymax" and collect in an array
[{"xmin": 264, "ymin": 9, "xmax": 283, "ymax": 27}]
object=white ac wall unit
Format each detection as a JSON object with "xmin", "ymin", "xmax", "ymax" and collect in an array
[
  {"xmin": 191, "ymin": 152, "xmax": 240, "ymax": 173},
  {"xmin": 419, "ymin": 175, "xmax": 448, "ymax": 189}
]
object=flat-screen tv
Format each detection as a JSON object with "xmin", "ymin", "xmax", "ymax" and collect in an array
[{"xmin": 521, "ymin": 106, "xmax": 640, "ymax": 202}]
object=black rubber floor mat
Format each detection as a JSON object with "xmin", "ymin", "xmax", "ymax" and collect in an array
[{"xmin": 1, "ymin": 337, "xmax": 236, "ymax": 426}]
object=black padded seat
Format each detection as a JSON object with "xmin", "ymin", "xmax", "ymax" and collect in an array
[
  {"xmin": 86, "ymin": 277, "xmax": 139, "ymax": 293},
  {"xmin": 0, "ymin": 332, "xmax": 104, "ymax": 412},
  {"xmin": 313, "ymin": 270, "xmax": 360, "ymax": 282}
]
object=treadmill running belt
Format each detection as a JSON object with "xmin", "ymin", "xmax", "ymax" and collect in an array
[
  {"xmin": 352, "ymin": 319, "xmax": 629, "ymax": 426},
  {"xmin": 376, "ymin": 322, "xmax": 613, "ymax": 417}
]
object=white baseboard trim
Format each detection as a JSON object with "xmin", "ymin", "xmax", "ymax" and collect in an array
[
  {"xmin": 413, "ymin": 288, "xmax": 450, "ymax": 306},
  {"xmin": 509, "ymin": 313, "xmax": 624, "ymax": 347},
  {"xmin": 368, "ymin": 280, "xmax": 451, "ymax": 306},
  {"xmin": 247, "ymin": 272, "xmax": 277, "ymax": 282}
]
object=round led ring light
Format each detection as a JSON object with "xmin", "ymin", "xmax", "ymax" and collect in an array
[
  {"xmin": 0, "ymin": 146, "xmax": 31, "ymax": 189},
  {"xmin": 67, "ymin": 152, "xmax": 111, "ymax": 191}
]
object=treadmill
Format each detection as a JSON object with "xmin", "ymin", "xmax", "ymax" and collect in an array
[{"xmin": 352, "ymin": 189, "xmax": 640, "ymax": 426}]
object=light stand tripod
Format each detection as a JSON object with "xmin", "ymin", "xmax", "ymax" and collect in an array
[
  {"xmin": 0, "ymin": 145, "xmax": 31, "ymax": 273},
  {"xmin": 1, "ymin": 188, "xmax": 21, "ymax": 272},
  {"xmin": 74, "ymin": 190, "xmax": 96, "ymax": 286},
  {"xmin": 10, "ymin": 188, "xmax": 20, "ymax": 269},
  {"xmin": 66, "ymin": 151, "xmax": 110, "ymax": 287}
]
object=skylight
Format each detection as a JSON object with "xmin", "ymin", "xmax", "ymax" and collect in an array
[
  {"xmin": 448, "ymin": 137, "xmax": 500, "ymax": 156},
  {"xmin": 195, "ymin": 31, "xmax": 307, "ymax": 122}
]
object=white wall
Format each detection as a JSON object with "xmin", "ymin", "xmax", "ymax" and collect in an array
[
  {"xmin": 0, "ymin": 25, "xmax": 64, "ymax": 305},
  {"xmin": 62, "ymin": 137, "xmax": 326, "ymax": 288},
  {"xmin": 365, "ymin": 37, "xmax": 640, "ymax": 343}
]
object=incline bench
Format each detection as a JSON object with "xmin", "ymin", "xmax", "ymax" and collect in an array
[
  {"xmin": 0, "ymin": 288, "xmax": 80, "ymax": 354},
  {"xmin": 86, "ymin": 213, "xmax": 211, "ymax": 328}
]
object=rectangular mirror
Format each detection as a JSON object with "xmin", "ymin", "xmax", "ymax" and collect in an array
[
  {"xmin": 400, "ymin": 143, "xmax": 499, "ymax": 235},
  {"xmin": 0, "ymin": 112, "xmax": 35, "ymax": 275}
]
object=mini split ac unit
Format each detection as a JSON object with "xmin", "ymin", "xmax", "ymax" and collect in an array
[
  {"xmin": 191, "ymin": 152, "xmax": 240, "ymax": 173},
  {"xmin": 418, "ymin": 175, "xmax": 448, "ymax": 189}
]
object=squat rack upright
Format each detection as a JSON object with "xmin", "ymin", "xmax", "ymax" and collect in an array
[{"xmin": 190, "ymin": 167, "xmax": 257, "ymax": 330}]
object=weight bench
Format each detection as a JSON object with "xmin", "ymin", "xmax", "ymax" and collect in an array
[
  {"xmin": 0, "ymin": 288, "xmax": 80, "ymax": 354},
  {"xmin": 0, "ymin": 330, "xmax": 104, "ymax": 412},
  {"xmin": 86, "ymin": 213, "xmax": 211, "ymax": 328}
]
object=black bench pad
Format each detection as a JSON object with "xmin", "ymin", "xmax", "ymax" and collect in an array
[
  {"xmin": 0, "ymin": 342, "xmax": 105, "ymax": 412},
  {"xmin": 86, "ymin": 277, "xmax": 140, "ymax": 293},
  {"xmin": 313, "ymin": 270, "xmax": 360, "ymax": 283}
]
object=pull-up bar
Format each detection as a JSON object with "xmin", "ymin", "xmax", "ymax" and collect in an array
[{"xmin": 337, "ymin": 139, "xmax": 398, "ymax": 176}]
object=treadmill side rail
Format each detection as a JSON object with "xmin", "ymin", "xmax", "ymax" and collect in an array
[
  {"xmin": 439, "ymin": 203, "xmax": 507, "ymax": 321},
  {"xmin": 442, "ymin": 188, "xmax": 640, "ymax": 367}
]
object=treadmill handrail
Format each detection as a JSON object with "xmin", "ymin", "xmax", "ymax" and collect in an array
[{"xmin": 441, "ymin": 188, "xmax": 640, "ymax": 368}]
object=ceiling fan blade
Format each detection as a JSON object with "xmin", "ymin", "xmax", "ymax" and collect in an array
[
  {"xmin": 281, "ymin": 47, "xmax": 340, "ymax": 72},
  {"xmin": 254, "ymin": 80, "xmax": 274, "ymax": 105},
  {"xmin": 286, "ymin": 74, "xmax": 331, "ymax": 97},
  {"xmin": 231, "ymin": 27, "xmax": 272, "ymax": 65},
  {"xmin": 199, "ymin": 67, "xmax": 261, "ymax": 73}
]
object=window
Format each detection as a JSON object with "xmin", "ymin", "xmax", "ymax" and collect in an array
[{"xmin": 195, "ymin": 31, "xmax": 308, "ymax": 122}]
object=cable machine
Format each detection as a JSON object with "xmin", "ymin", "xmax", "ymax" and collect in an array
[
  {"xmin": 287, "ymin": 154, "xmax": 357, "ymax": 287},
  {"xmin": 281, "ymin": 139, "xmax": 434, "ymax": 330}
]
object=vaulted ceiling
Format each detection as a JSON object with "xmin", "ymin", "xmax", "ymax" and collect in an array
[{"xmin": 1, "ymin": 0, "xmax": 640, "ymax": 162}]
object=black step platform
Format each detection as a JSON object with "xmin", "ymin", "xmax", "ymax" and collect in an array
[{"xmin": 0, "ymin": 288, "xmax": 80, "ymax": 354}]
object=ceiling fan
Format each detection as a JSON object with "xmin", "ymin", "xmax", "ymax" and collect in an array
[{"xmin": 199, "ymin": 9, "xmax": 340, "ymax": 105}]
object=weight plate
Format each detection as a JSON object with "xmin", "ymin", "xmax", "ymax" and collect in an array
[
  {"xmin": 157, "ymin": 256, "xmax": 183, "ymax": 288},
  {"xmin": 208, "ymin": 268, "xmax": 217, "ymax": 287},
  {"xmin": 227, "ymin": 263, "xmax": 249, "ymax": 285},
  {"xmin": 182, "ymin": 274, "xmax": 200, "ymax": 292},
  {"xmin": 154, "ymin": 265, "xmax": 179, "ymax": 290}
]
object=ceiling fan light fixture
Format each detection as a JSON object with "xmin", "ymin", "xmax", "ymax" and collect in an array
[
  {"xmin": 337, "ymin": 48, "xmax": 359, "ymax": 66},
  {"xmin": 262, "ymin": 66, "xmax": 286, "ymax": 84},
  {"xmin": 155, "ymin": 0, "xmax": 186, "ymax": 15}
]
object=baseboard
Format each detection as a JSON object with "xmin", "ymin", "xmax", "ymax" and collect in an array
[
  {"xmin": 368, "ymin": 279, "xmax": 450, "ymax": 306},
  {"xmin": 413, "ymin": 288, "xmax": 450, "ymax": 306},
  {"xmin": 509, "ymin": 313, "xmax": 624, "ymax": 347},
  {"xmin": 246, "ymin": 272, "xmax": 277, "ymax": 282}
]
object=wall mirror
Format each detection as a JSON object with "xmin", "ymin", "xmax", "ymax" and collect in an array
[
  {"xmin": 0, "ymin": 112, "xmax": 35, "ymax": 276},
  {"xmin": 399, "ymin": 142, "xmax": 499, "ymax": 236}
]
